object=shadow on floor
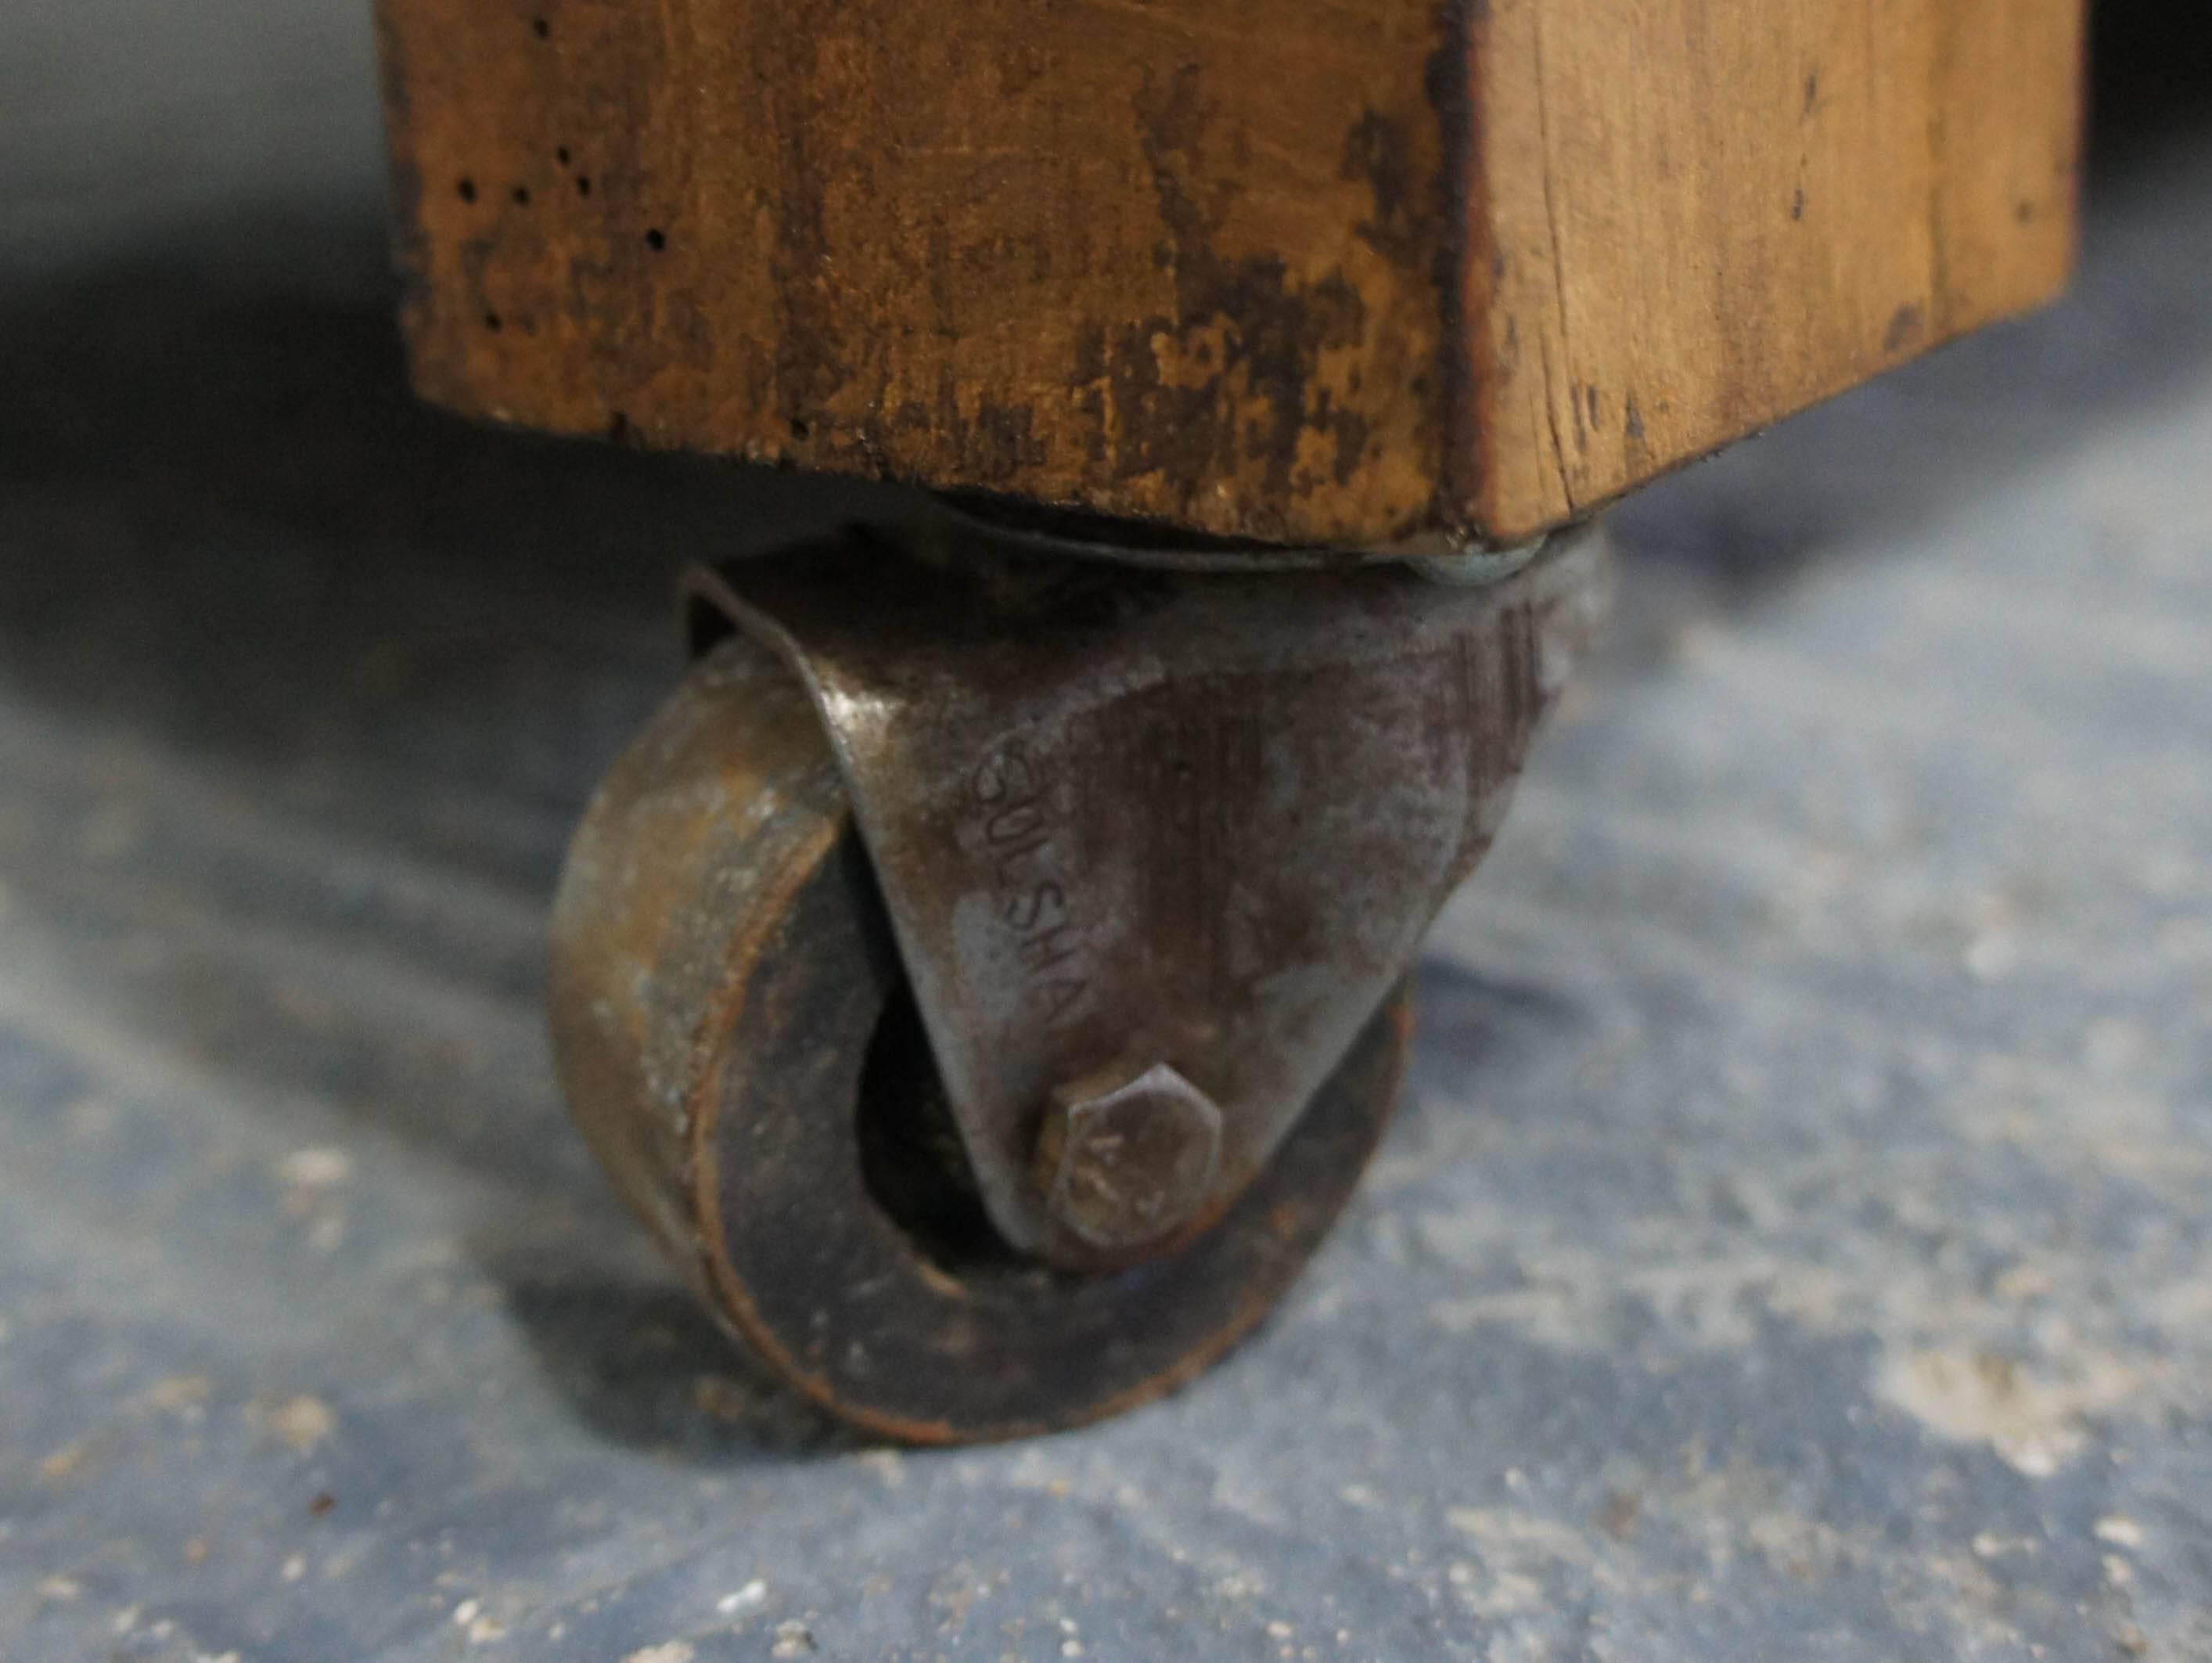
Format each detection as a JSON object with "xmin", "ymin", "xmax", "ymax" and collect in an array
[{"xmin": 485, "ymin": 1256, "xmax": 859, "ymax": 1460}]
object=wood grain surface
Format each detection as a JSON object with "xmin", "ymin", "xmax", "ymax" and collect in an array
[{"xmin": 375, "ymin": 0, "xmax": 2082, "ymax": 549}]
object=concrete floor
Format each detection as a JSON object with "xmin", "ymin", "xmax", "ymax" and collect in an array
[{"xmin": 3, "ymin": 8, "xmax": 2210, "ymax": 1660}]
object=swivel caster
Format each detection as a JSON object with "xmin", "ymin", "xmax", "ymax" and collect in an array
[
  {"xmin": 549, "ymin": 516, "xmax": 1606, "ymax": 1442},
  {"xmin": 375, "ymin": 0, "xmax": 2080, "ymax": 1449}
]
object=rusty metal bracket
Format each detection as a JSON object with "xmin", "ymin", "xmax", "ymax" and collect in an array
[{"xmin": 685, "ymin": 517, "xmax": 1609, "ymax": 1272}]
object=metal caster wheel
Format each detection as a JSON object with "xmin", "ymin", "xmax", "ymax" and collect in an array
[
  {"xmin": 551, "ymin": 520, "xmax": 1606, "ymax": 1443},
  {"xmin": 550, "ymin": 632, "xmax": 1412, "ymax": 1442}
]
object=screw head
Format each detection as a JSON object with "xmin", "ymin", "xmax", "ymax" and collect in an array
[{"xmin": 1036, "ymin": 1060, "xmax": 1224, "ymax": 1254}]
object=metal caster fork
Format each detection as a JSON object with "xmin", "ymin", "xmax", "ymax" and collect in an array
[{"xmin": 549, "ymin": 519, "xmax": 1607, "ymax": 1443}]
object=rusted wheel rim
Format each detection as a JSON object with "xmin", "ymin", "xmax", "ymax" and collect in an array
[{"xmin": 551, "ymin": 635, "xmax": 1410, "ymax": 1443}]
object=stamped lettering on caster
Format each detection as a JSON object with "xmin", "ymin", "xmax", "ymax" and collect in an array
[{"xmin": 969, "ymin": 739, "xmax": 1092, "ymax": 1031}]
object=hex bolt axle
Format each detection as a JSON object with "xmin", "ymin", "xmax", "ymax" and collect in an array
[{"xmin": 1035, "ymin": 1060, "xmax": 1225, "ymax": 1255}]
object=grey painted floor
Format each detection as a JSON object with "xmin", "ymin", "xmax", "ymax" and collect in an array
[{"xmin": 3, "ymin": 8, "xmax": 2211, "ymax": 1660}]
